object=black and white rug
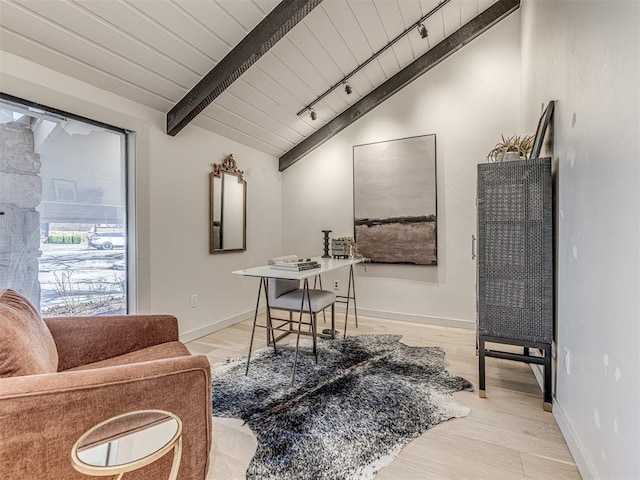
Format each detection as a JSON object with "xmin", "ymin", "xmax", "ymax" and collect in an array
[{"xmin": 212, "ymin": 334, "xmax": 473, "ymax": 480}]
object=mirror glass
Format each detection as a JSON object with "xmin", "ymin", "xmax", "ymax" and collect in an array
[
  {"xmin": 75, "ymin": 410, "xmax": 179, "ymax": 467},
  {"xmin": 210, "ymin": 155, "xmax": 246, "ymax": 253}
]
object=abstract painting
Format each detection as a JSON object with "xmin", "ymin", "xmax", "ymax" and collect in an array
[{"xmin": 353, "ymin": 134, "xmax": 437, "ymax": 265}]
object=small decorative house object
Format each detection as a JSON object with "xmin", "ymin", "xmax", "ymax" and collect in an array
[{"xmin": 331, "ymin": 237, "xmax": 353, "ymax": 259}]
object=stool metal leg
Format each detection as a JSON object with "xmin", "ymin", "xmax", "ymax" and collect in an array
[
  {"xmin": 312, "ymin": 313, "xmax": 318, "ymax": 363},
  {"xmin": 313, "ymin": 274, "xmax": 327, "ymax": 324},
  {"xmin": 331, "ymin": 303, "xmax": 335, "ymax": 339},
  {"xmin": 307, "ymin": 287, "xmax": 317, "ymax": 363}
]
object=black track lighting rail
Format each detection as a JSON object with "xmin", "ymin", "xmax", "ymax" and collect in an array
[
  {"xmin": 282, "ymin": 0, "xmax": 520, "ymax": 170},
  {"xmin": 297, "ymin": 0, "xmax": 450, "ymax": 118}
]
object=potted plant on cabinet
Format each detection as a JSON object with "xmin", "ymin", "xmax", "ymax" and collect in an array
[{"xmin": 487, "ymin": 134, "xmax": 534, "ymax": 162}]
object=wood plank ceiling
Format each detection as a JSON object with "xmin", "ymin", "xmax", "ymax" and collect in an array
[{"xmin": 0, "ymin": 0, "xmax": 504, "ymax": 167}]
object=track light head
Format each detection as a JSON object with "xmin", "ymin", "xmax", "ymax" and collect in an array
[
  {"xmin": 309, "ymin": 108, "xmax": 317, "ymax": 121},
  {"xmin": 417, "ymin": 23, "xmax": 428, "ymax": 39},
  {"xmin": 344, "ymin": 82, "xmax": 353, "ymax": 95}
]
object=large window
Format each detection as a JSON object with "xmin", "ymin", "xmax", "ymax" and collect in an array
[{"xmin": 0, "ymin": 94, "xmax": 130, "ymax": 315}]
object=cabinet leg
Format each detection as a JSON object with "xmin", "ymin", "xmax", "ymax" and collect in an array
[
  {"xmin": 543, "ymin": 343, "xmax": 553, "ymax": 411},
  {"xmin": 478, "ymin": 336, "xmax": 486, "ymax": 398}
]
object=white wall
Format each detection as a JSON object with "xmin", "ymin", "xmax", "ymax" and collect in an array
[
  {"xmin": 282, "ymin": 12, "xmax": 521, "ymax": 328},
  {"xmin": 0, "ymin": 51, "xmax": 283, "ymax": 341},
  {"xmin": 520, "ymin": 1, "xmax": 640, "ymax": 478},
  {"xmin": 147, "ymin": 124, "xmax": 282, "ymax": 340}
]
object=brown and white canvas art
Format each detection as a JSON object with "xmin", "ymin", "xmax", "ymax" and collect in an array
[{"xmin": 353, "ymin": 134, "xmax": 437, "ymax": 265}]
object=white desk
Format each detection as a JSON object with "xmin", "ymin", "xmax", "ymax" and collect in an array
[
  {"xmin": 233, "ymin": 256, "xmax": 361, "ymax": 333},
  {"xmin": 233, "ymin": 256, "xmax": 361, "ymax": 281},
  {"xmin": 233, "ymin": 256, "xmax": 361, "ymax": 383}
]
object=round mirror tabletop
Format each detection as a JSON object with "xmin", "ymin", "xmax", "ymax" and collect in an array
[{"xmin": 71, "ymin": 409, "xmax": 182, "ymax": 478}]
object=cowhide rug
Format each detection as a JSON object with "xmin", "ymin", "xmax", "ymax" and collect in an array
[{"xmin": 212, "ymin": 334, "xmax": 473, "ymax": 480}]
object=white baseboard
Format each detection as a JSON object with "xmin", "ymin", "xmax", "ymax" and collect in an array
[
  {"xmin": 180, "ymin": 306, "xmax": 474, "ymax": 342},
  {"xmin": 179, "ymin": 307, "xmax": 264, "ymax": 343},
  {"xmin": 553, "ymin": 398, "xmax": 597, "ymax": 479},
  {"xmin": 336, "ymin": 305, "xmax": 476, "ymax": 330}
]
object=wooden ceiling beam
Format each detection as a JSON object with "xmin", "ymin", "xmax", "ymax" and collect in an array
[
  {"xmin": 279, "ymin": 0, "xmax": 520, "ymax": 171},
  {"xmin": 167, "ymin": 0, "xmax": 323, "ymax": 137}
]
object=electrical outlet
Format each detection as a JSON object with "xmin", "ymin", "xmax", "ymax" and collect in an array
[
  {"xmin": 564, "ymin": 348, "xmax": 570, "ymax": 375},
  {"xmin": 190, "ymin": 294, "xmax": 198, "ymax": 308},
  {"xmin": 334, "ymin": 280, "xmax": 340, "ymax": 290}
]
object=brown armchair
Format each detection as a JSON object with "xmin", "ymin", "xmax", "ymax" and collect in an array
[{"xmin": 0, "ymin": 289, "xmax": 212, "ymax": 479}]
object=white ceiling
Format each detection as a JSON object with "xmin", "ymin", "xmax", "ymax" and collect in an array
[{"xmin": 0, "ymin": 0, "xmax": 498, "ymax": 157}]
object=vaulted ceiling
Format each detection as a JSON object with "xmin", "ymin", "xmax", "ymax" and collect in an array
[{"xmin": 0, "ymin": 0, "xmax": 518, "ymax": 169}]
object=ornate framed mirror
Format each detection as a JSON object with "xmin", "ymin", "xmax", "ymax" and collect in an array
[{"xmin": 210, "ymin": 154, "xmax": 246, "ymax": 253}]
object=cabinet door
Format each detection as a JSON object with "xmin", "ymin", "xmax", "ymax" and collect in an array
[{"xmin": 477, "ymin": 158, "xmax": 553, "ymax": 344}]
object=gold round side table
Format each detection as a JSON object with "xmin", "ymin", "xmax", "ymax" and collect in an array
[{"xmin": 71, "ymin": 409, "xmax": 182, "ymax": 480}]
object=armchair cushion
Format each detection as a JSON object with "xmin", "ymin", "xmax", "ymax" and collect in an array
[{"xmin": 0, "ymin": 289, "xmax": 58, "ymax": 378}]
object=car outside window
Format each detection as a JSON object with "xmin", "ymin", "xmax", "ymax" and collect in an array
[{"xmin": 89, "ymin": 232, "xmax": 126, "ymax": 250}]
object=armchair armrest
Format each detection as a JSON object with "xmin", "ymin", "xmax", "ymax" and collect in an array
[
  {"xmin": 45, "ymin": 314, "xmax": 180, "ymax": 371},
  {"xmin": 0, "ymin": 354, "xmax": 212, "ymax": 479}
]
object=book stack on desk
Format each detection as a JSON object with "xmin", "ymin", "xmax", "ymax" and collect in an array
[{"xmin": 270, "ymin": 259, "xmax": 320, "ymax": 271}]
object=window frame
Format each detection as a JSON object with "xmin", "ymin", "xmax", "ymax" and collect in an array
[{"xmin": 0, "ymin": 92, "xmax": 136, "ymax": 314}]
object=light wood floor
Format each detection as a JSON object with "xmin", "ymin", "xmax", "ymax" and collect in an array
[{"xmin": 186, "ymin": 315, "xmax": 581, "ymax": 480}]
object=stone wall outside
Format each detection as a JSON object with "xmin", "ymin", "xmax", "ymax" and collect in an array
[{"xmin": 0, "ymin": 123, "xmax": 42, "ymax": 307}]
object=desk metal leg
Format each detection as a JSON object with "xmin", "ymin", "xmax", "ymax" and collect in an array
[
  {"xmin": 313, "ymin": 275, "xmax": 327, "ymax": 325},
  {"xmin": 263, "ymin": 279, "xmax": 278, "ymax": 351},
  {"xmin": 291, "ymin": 278, "xmax": 315, "ymax": 385},
  {"xmin": 246, "ymin": 278, "xmax": 275, "ymax": 376},
  {"xmin": 266, "ymin": 280, "xmax": 278, "ymax": 351},
  {"xmin": 343, "ymin": 265, "xmax": 359, "ymax": 337},
  {"xmin": 350, "ymin": 265, "xmax": 358, "ymax": 328}
]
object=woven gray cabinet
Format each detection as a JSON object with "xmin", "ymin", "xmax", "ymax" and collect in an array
[{"xmin": 477, "ymin": 157, "xmax": 553, "ymax": 411}]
